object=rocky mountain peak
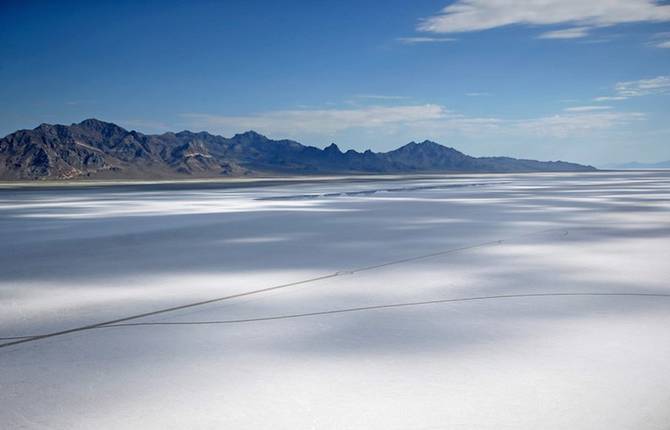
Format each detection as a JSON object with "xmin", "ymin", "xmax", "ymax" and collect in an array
[
  {"xmin": 324, "ymin": 143, "xmax": 341, "ymax": 153},
  {"xmin": 233, "ymin": 130, "xmax": 268, "ymax": 141}
]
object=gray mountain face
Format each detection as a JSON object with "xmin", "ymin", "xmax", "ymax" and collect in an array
[{"xmin": 0, "ymin": 119, "xmax": 596, "ymax": 180}]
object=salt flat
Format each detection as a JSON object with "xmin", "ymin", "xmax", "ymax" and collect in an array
[{"xmin": 1, "ymin": 171, "xmax": 669, "ymax": 429}]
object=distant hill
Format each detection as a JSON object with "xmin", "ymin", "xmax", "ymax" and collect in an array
[
  {"xmin": 607, "ymin": 161, "xmax": 670, "ymax": 170},
  {"xmin": 0, "ymin": 119, "xmax": 596, "ymax": 180}
]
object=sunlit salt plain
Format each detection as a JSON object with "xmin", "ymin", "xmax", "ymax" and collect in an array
[{"xmin": 1, "ymin": 171, "xmax": 670, "ymax": 430}]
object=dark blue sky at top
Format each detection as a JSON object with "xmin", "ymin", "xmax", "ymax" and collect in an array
[{"xmin": 1, "ymin": 0, "xmax": 669, "ymax": 164}]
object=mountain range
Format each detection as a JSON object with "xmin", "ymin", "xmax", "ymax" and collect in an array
[{"xmin": 0, "ymin": 119, "xmax": 596, "ymax": 180}]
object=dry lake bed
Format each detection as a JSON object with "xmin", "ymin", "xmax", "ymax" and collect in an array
[{"xmin": 1, "ymin": 171, "xmax": 670, "ymax": 429}]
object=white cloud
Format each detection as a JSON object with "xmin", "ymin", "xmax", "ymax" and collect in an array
[
  {"xmin": 418, "ymin": 0, "xmax": 670, "ymax": 36},
  {"xmin": 564, "ymin": 105, "xmax": 612, "ymax": 112},
  {"xmin": 514, "ymin": 111, "xmax": 645, "ymax": 138},
  {"xmin": 651, "ymin": 32, "xmax": 670, "ymax": 48},
  {"xmin": 614, "ymin": 76, "xmax": 670, "ymax": 97},
  {"xmin": 539, "ymin": 27, "xmax": 590, "ymax": 39},
  {"xmin": 593, "ymin": 96, "xmax": 628, "ymax": 101},
  {"xmin": 593, "ymin": 75, "xmax": 670, "ymax": 101},
  {"xmin": 180, "ymin": 103, "xmax": 644, "ymax": 142},
  {"xmin": 420, "ymin": 111, "xmax": 645, "ymax": 139},
  {"xmin": 396, "ymin": 37, "xmax": 456, "ymax": 44},
  {"xmin": 465, "ymin": 92, "xmax": 491, "ymax": 97},
  {"xmin": 181, "ymin": 105, "xmax": 450, "ymax": 136}
]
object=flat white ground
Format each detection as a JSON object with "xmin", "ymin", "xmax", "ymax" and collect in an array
[{"xmin": 1, "ymin": 171, "xmax": 669, "ymax": 429}]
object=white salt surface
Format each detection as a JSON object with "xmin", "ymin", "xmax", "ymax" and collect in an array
[{"xmin": 1, "ymin": 172, "xmax": 670, "ymax": 429}]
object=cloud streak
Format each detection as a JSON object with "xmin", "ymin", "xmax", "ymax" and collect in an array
[
  {"xmin": 615, "ymin": 76, "xmax": 670, "ymax": 97},
  {"xmin": 417, "ymin": 0, "xmax": 670, "ymax": 40},
  {"xmin": 182, "ymin": 105, "xmax": 449, "ymax": 136},
  {"xmin": 514, "ymin": 111, "xmax": 645, "ymax": 138},
  {"xmin": 651, "ymin": 32, "xmax": 670, "ymax": 48},
  {"xmin": 396, "ymin": 37, "xmax": 456, "ymax": 44},
  {"xmin": 564, "ymin": 106, "xmax": 612, "ymax": 112},
  {"xmin": 180, "ymin": 103, "xmax": 644, "ymax": 142},
  {"xmin": 593, "ymin": 96, "xmax": 628, "ymax": 102},
  {"xmin": 594, "ymin": 75, "xmax": 670, "ymax": 101},
  {"xmin": 539, "ymin": 27, "xmax": 591, "ymax": 39}
]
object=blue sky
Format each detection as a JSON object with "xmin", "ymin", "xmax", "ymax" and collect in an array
[{"xmin": 1, "ymin": 0, "xmax": 669, "ymax": 165}]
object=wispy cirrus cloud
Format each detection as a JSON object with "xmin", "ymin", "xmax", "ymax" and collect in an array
[
  {"xmin": 539, "ymin": 27, "xmax": 591, "ymax": 39},
  {"xmin": 396, "ymin": 36, "xmax": 456, "ymax": 44},
  {"xmin": 514, "ymin": 111, "xmax": 645, "ymax": 138},
  {"xmin": 564, "ymin": 105, "xmax": 612, "ymax": 112},
  {"xmin": 416, "ymin": 0, "xmax": 670, "ymax": 41},
  {"xmin": 614, "ymin": 76, "xmax": 670, "ymax": 97},
  {"xmin": 594, "ymin": 75, "xmax": 670, "ymax": 101},
  {"xmin": 593, "ymin": 96, "xmax": 628, "ymax": 102},
  {"xmin": 181, "ymin": 105, "xmax": 449, "ymax": 136},
  {"xmin": 180, "ymin": 103, "xmax": 644, "ymax": 142},
  {"xmin": 418, "ymin": 111, "xmax": 645, "ymax": 139},
  {"xmin": 651, "ymin": 32, "xmax": 670, "ymax": 48}
]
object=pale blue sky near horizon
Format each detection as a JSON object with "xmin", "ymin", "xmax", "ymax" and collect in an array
[{"xmin": 1, "ymin": 0, "xmax": 669, "ymax": 165}]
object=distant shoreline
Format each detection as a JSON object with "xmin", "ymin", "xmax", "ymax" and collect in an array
[{"xmin": 0, "ymin": 170, "xmax": 638, "ymax": 191}]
